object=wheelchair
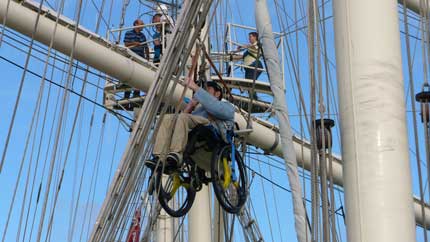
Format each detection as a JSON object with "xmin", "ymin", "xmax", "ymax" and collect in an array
[{"xmin": 152, "ymin": 125, "xmax": 248, "ymax": 217}]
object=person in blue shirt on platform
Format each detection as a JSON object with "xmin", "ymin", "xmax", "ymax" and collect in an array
[
  {"xmin": 123, "ymin": 19, "xmax": 149, "ymax": 101},
  {"xmin": 124, "ymin": 19, "xmax": 150, "ymax": 60},
  {"xmin": 148, "ymin": 78, "xmax": 235, "ymax": 170}
]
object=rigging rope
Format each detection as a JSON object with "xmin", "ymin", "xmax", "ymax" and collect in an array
[
  {"xmin": 45, "ymin": 66, "xmax": 91, "ymax": 241},
  {"xmin": 267, "ymin": 159, "xmax": 286, "ymax": 242},
  {"xmin": 90, "ymin": 2, "xmax": 215, "ymax": 240},
  {"xmin": 417, "ymin": 4, "xmax": 430, "ymax": 239},
  {"xmin": 35, "ymin": 0, "xmax": 84, "ymax": 240},
  {"xmin": 257, "ymin": 156, "xmax": 277, "ymax": 242},
  {"xmin": 15, "ymin": 45, "xmax": 54, "ymax": 242},
  {"xmin": 312, "ymin": 1, "xmax": 331, "ymax": 241},
  {"xmin": 318, "ymin": 1, "xmax": 338, "ymax": 239},
  {"xmin": 22, "ymin": 55, "xmax": 58, "ymax": 242},
  {"xmin": 307, "ymin": 0, "xmax": 320, "ymax": 241},
  {"xmin": 68, "ymin": 95, "xmax": 100, "ymax": 241},
  {"xmin": 1, "ymin": 1, "xmax": 59, "ymax": 240},
  {"xmin": 28, "ymin": 61, "xmax": 66, "ymax": 242},
  {"xmin": 0, "ymin": 29, "xmax": 142, "ymax": 107},
  {"xmin": 0, "ymin": 0, "xmax": 48, "ymax": 174},
  {"xmin": 0, "ymin": 55, "xmax": 135, "ymax": 122},
  {"xmin": 44, "ymin": 3, "xmax": 113, "ymax": 237}
]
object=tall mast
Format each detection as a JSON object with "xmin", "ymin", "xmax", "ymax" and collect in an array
[
  {"xmin": 332, "ymin": 0, "xmax": 415, "ymax": 241},
  {"xmin": 188, "ymin": 188, "xmax": 212, "ymax": 241},
  {"xmin": 187, "ymin": 12, "xmax": 212, "ymax": 242},
  {"xmin": 156, "ymin": 209, "xmax": 173, "ymax": 242}
]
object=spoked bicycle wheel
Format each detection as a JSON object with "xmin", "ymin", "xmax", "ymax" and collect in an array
[
  {"xmin": 155, "ymin": 168, "xmax": 196, "ymax": 217},
  {"xmin": 211, "ymin": 145, "xmax": 247, "ymax": 214}
]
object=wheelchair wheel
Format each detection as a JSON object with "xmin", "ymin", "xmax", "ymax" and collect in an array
[
  {"xmin": 155, "ymin": 169, "xmax": 196, "ymax": 217},
  {"xmin": 211, "ymin": 145, "xmax": 247, "ymax": 214}
]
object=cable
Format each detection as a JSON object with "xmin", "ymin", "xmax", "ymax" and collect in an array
[
  {"xmin": 1, "ymin": 30, "xmax": 116, "ymax": 91},
  {"xmin": 244, "ymin": 163, "xmax": 344, "ymax": 218},
  {"xmin": 0, "ymin": 55, "xmax": 135, "ymax": 123},
  {"xmin": 0, "ymin": 0, "xmax": 48, "ymax": 175}
]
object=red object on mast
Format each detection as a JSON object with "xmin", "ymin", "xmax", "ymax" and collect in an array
[{"xmin": 126, "ymin": 209, "xmax": 142, "ymax": 242}]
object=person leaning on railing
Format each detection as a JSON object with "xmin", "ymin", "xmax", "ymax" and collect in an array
[
  {"xmin": 123, "ymin": 19, "xmax": 150, "ymax": 103},
  {"xmin": 238, "ymin": 31, "xmax": 263, "ymax": 80},
  {"xmin": 124, "ymin": 19, "xmax": 150, "ymax": 60}
]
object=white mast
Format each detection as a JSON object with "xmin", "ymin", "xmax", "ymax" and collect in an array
[
  {"xmin": 214, "ymin": 200, "xmax": 225, "ymax": 242},
  {"xmin": 188, "ymin": 187, "xmax": 212, "ymax": 242},
  {"xmin": 188, "ymin": 13, "xmax": 212, "ymax": 241},
  {"xmin": 332, "ymin": 0, "xmax": 415, "ymax": 241},
  {"xmin": 156, "ymin": 210, "xmax": 173, "ymax": 242}
]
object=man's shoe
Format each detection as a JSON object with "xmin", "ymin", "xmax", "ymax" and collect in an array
[
  {"xmin": 165, "ymin": 153, "xmax": 181, "ymax": 172},
  {"xmin": 145, "ymin": 156, "xmax": 159, "ymax": 170}
]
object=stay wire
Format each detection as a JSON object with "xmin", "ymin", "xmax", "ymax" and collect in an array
[
  {"xmin": 84, "ymin": 113, "xmax": 108, "ymax": 241},
  {"xmin": 1, "ymin": 27, "xmax": 138, "ymax": 106},
  {"xmin": 35, "ymin": 0, "xmax": 84, "ymax": 239},
  {"xmin": 106, "ymin": 120, "xmax": 121, "ymax": 195},
  {"xmin": 92, "ymin": 1, "xmax": 222, "ymax": 239},
  {"xmin": 18, "ymin": 1, "xmax": 64, "ymax": 240},
  {"xmin": 419, "ymin": 0, "xmax": 430, "ymax": 85},
  {"xmin": 66, "ymin": 105, "xmax": 85, "ymax": 242},
  {"xmin": 419, "ymin": 0, "xmax": 430, "ymax": 222},
  {"xmin": 46, "ymin": 59, "xmax": 76, "ymax": 242},
  {"xmin": 45, "ymin": 1, "xmax": 110, "ymax": 235},
  {"xmin": 0, "ymin": 30, "xmax": 126, "ymax": 99},
  {"xmin": 307, "ymin": 0, "xmax": 320, "ymax": 240},
  {"xmin": 1, "ymin": 2, "xmax": 53, "ymax": 241},
  {"xmin": 276, "ymin": 0, "xmax": 343, "ymax": 147},
  {"xmin": 1, "ymin": 67, "xmax": 42, "ymax": 242},
  {"xmin": 266, "ymin": 157, "xmax": 285, "ymax": 242},
  {"xmin": 44, "ymin": 65, "xmax": 90, "ymax": 242},
  {"xmin": 0, "ymin": 55, "xmax": 135, "ymax": 123},
  {"xmin": 20, "ymin": 1, "xmax": 66, "ymax": 235},
  {"xmin": 67, "ymin": 92, "xmax": 100, "ymax": 242},
  {"xmin": 0, "ymin": 34, "xmax": 134, "ymax": 109},
  {"xmin": 28, "ymin": 59, "xmax": 67, "ymax": 242},
  {"xmin": 312, "ymin": 1, "xmax": 331, "ymax": 241},
  {"xmin": 22, "ymin": 56, "xmax": 56, "ymax": 242},
  {"xmin": 318, "ymin": 2, "xmax": 339, "ymax": 238},
  {"xmin": 0, "ymin": 0, "xmax": 47, "ymax": 173},
  {"xmin": 15, "ymin": 48, "xmax": 53, "ymax": 242}
]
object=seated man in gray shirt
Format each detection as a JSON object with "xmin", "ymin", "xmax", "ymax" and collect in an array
[{"xmin": 150, "ymin": 79, "xmax": 235, "ymax": 170}]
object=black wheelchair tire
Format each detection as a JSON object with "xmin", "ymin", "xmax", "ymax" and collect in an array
[
  {"xmin": 211, "ymin": 145, "xmax": 247, "ymax": 214},
  {"xmin": 155, "ymin": 170, "xmax": 196, "ymax": 218}
]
